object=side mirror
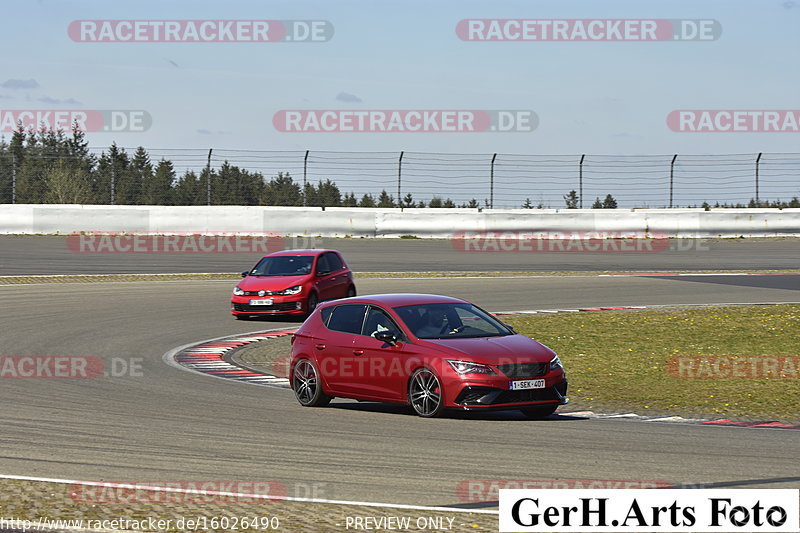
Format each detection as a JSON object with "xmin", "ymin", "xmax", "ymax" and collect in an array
[
  {"xmin": 241, "ymin": 271, "xmax": 248, "ymax": 278},
  {"xmin": 374, "ymin": 332, "xmax": 398, "ymax": 346},
  {"xmin": 505, "ymin": 323, "xmax": 516, "ymax": 331}
]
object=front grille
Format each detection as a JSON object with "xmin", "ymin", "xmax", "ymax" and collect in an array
[
  {"xmin": 233, "ymin": 302, "xmax": 299, "ymax": 312},
  {"xmin": 494, "ymin": 387, "xmax": 560, "ymax": 404},
  {"xmin": 455, "ymin": 381, "xmax": 567, "ymax": 406},
  {"xmin": 496, "ymin": 362, "xmax": 548, "ymax": 378}
]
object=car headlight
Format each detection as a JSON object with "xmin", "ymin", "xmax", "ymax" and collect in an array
[
  {"xmin": 280, "ymin": 285, "xmax": 302, "ymax": 295},
  {"xmin": 550, "ymin": 355, "xmax": 564, "ymax": 372},
  {"xmin": 233, "ymin": 286, "xmax": 245, "ymax": 296},
  {"xmin": 447, "ymin": 360, "xmax": 496, "ymax": 375}
]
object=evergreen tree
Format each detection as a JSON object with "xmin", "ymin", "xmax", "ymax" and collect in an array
[
  {"xmin": 144, "ymin": 159, "xmax": 175, "ymax": 205},
  {"xmin": 359, "ymin": 193, "xmax": 376, "ymax": 207},
  {"xmin": 429, "ymin": 196, "xmax": 443, "ymax": 208},
  {"xmin": 377, "ymin": 189, "xmax": 395, "ymax": 207},
  {"xmin": 443, "ymin": 198, "xmax": 455, "ymax": 208},
  {"xmin": 564, "ymin": 190, "xmax": 579, "ymax": 209},
  {"xmin": 523, "ymin": 198, "xmax": 534, "ymax": 209},
  {"xmin": 172, "ymin": 170, "xmax": 203, "ymax": 205},
  {"xmin": 342, "ymin": 192, "xmax": 357, "ymax": 207},
  {"xmin": 263, "ymin": 172, "xmax": 301, "ymax": 206},
  {"xmin": 402, "ymin": 193, "xmax": 414, "ymax": 208},
  {"xmin": 602, "ymin": 194, "xmax": 618, "ymax": 209}
]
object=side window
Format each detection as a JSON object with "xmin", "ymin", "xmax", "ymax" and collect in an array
[
  {"xmin": 362, "ymin": 306, "xmax": 403, "ymax": 339},
  {"xmin": 326, "ymin": 252, "xmax": 344, "ymax": 271},
  {"xmin": 320, "ymin": 306, "xmax": 334, "ymax": 326},
  {"xmin": 316, "ymin": 253, "xmax": 332, "ymax": 275},
  {"xmin": 326, "ymin": 304, "xmax": 367, "ymax": 335}
]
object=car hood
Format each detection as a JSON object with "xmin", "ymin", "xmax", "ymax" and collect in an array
[
  {"xmin": 238, "ymin": 275, "xmax": 308, "ymax": 291},
  {"xmin": 419, "ymin": 334, "xmax": 555, "ymax": 365}
]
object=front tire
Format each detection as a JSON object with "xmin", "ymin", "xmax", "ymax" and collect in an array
[
  {"xmin": 292, "ymin": 359, "xmax": 331, "ymax": 407},
  {"xmin": 408, "ymin": 368, "xmax": 445, "ymax": 418},
  {"xmin": 520, "ymin": 404, "xmax": 558, "ymax": 419},
  {"xmin": 346, "ymin": 285, "xmax": 356, "ymax": 298},
  {"xmin": 306, "ymin": 292, "xmax": 319, "ymax": 316}
]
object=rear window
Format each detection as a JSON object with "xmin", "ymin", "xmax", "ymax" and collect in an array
[{"xmin": 326, "ymin": 304, "xmax": 367, "ymax": 335}]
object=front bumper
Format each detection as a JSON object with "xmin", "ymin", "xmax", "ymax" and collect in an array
[
  {"xmin": 231, "ymin": 296, "xmax": 305, "ymax": 315},
  {"xmin": 451, "ymin": 379, "xmax": 568, "ymax": 410}
]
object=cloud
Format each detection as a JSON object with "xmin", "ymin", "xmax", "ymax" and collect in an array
[
  {"xmin": 197, "ymin": 129, "xmax": 212, "ymax": 135},
  {"xmin": 37, "ymin": 96, "xmax": 81, "ymax": 105},
  {"xmin": 197, "ymin": 129, "xmax": 229, "ymax": 135},
  {"xmin": 2, "ymin": 79, "xmax": 39, "ymax": 90},
  {"xmin": 336, "ymin": 91, "xmax": 362, "ymax": 103}
]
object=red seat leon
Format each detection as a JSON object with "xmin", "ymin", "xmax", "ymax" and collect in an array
[
  {"xmin": 290, "ymin": 294, "xmax": 568, "ymax": 418},
  {"xmin": 231, "ymin": 249, "xmax": 356, "ymax": 319}
]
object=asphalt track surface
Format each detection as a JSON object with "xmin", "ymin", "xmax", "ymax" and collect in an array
[
  {"xmin": 0, "ymin": 239, "xmax": 798, "ymax": 510},
  {"xmin": 1, "ymin": 235, "xmax": 800, "ymax": 274}
]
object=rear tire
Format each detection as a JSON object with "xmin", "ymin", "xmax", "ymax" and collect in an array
[
  {"xmin": 519, "ymin": 404, "xmax": 558, "ymax": 419},
  {"xmin": 292, "ymin": 359, "xmax": 331, "ymax": 407}
]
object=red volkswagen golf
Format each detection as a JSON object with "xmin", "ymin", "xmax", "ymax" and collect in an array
[
  {"xmin": 290, "ymin": 294, "xmax": 568, "ymax": 418},
  {"xmin": 231, "ymin": 249, "xmax": 356, "ymax": 319}
]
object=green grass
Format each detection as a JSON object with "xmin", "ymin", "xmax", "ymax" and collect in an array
[{"xmin": 505, "ymin": 305, "xmax": 800, "ymax": 421}]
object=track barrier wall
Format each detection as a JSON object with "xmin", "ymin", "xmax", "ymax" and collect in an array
[{"xmin": 1, "ymin": 205, "xmax": 799, "ymax": 238}]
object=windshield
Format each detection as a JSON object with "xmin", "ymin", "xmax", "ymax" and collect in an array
[
  {"xmin": 394, "ymin": 302, "xmax": 512, "ymax": 339},
  {"xmin": 249, "ymin": 256, "xmax": 313, "ymax": 277}
]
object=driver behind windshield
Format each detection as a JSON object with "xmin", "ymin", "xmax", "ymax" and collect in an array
[{"xmin": 415, "ymin": 308, "xmax": 452, "ymax": 338}]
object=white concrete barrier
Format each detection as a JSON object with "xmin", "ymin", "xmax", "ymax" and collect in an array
[{"xmin": 0, "ymin": 204, "xmax": 798, "ymax": 238}]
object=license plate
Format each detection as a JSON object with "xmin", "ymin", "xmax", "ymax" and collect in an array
[
  {"xmin": 509, "ymin": 379, "xmax": 545, "ymax": 390},
  {"xmin": 249, "ymin": 298, "xmax": 273, "ymax": 306}
]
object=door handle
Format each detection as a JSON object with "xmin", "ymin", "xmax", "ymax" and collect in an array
[
  {"xmin": 352, "ymin": 350, "xmax": 364, "ymax": 356},
  {"xmin": 315, "ymin": 344, "xmax": 326, "ymax": 350}
]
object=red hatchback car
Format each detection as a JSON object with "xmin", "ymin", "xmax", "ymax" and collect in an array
[
  {"xmin": 231, "ymin": 249, "xmax": 356, "ymax": 319},
  {"xmin": 290, "ymin": 294, "xmax": 568, "ymax": 418}
]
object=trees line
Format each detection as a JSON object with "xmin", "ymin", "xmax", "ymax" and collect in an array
[{"xmin": 1, "ymin": 129, "xmax": 797, "ymax": 208}]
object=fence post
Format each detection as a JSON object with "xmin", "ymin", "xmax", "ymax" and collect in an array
[
  {"xmin": 490, "ymin": 153, "xmax": 497, "ymax": 209},
  {"xmin": 11, "ymin": 153, "xmax": 16, "ymax": 205},
  {"xmin": 669, "ymin": 154, "xmax": 678, "ymax": 208},
  {"xmin": 579, "ymin": 154, "xmax": 585, "ymax": 208},
  {"xmin": 755, "ymin": 152, "xmax": 762, "ymax": 205},
  {"xmin": 206, "ymin": 148, "xmax": 212, "ymax": 206},
  {"xmin": 397, "ymin": 151, "xmax": 404, "ymax": 208},
  {"xmin": 303, "ymin": 150, "xmax": 309, "ymax": 207}
]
